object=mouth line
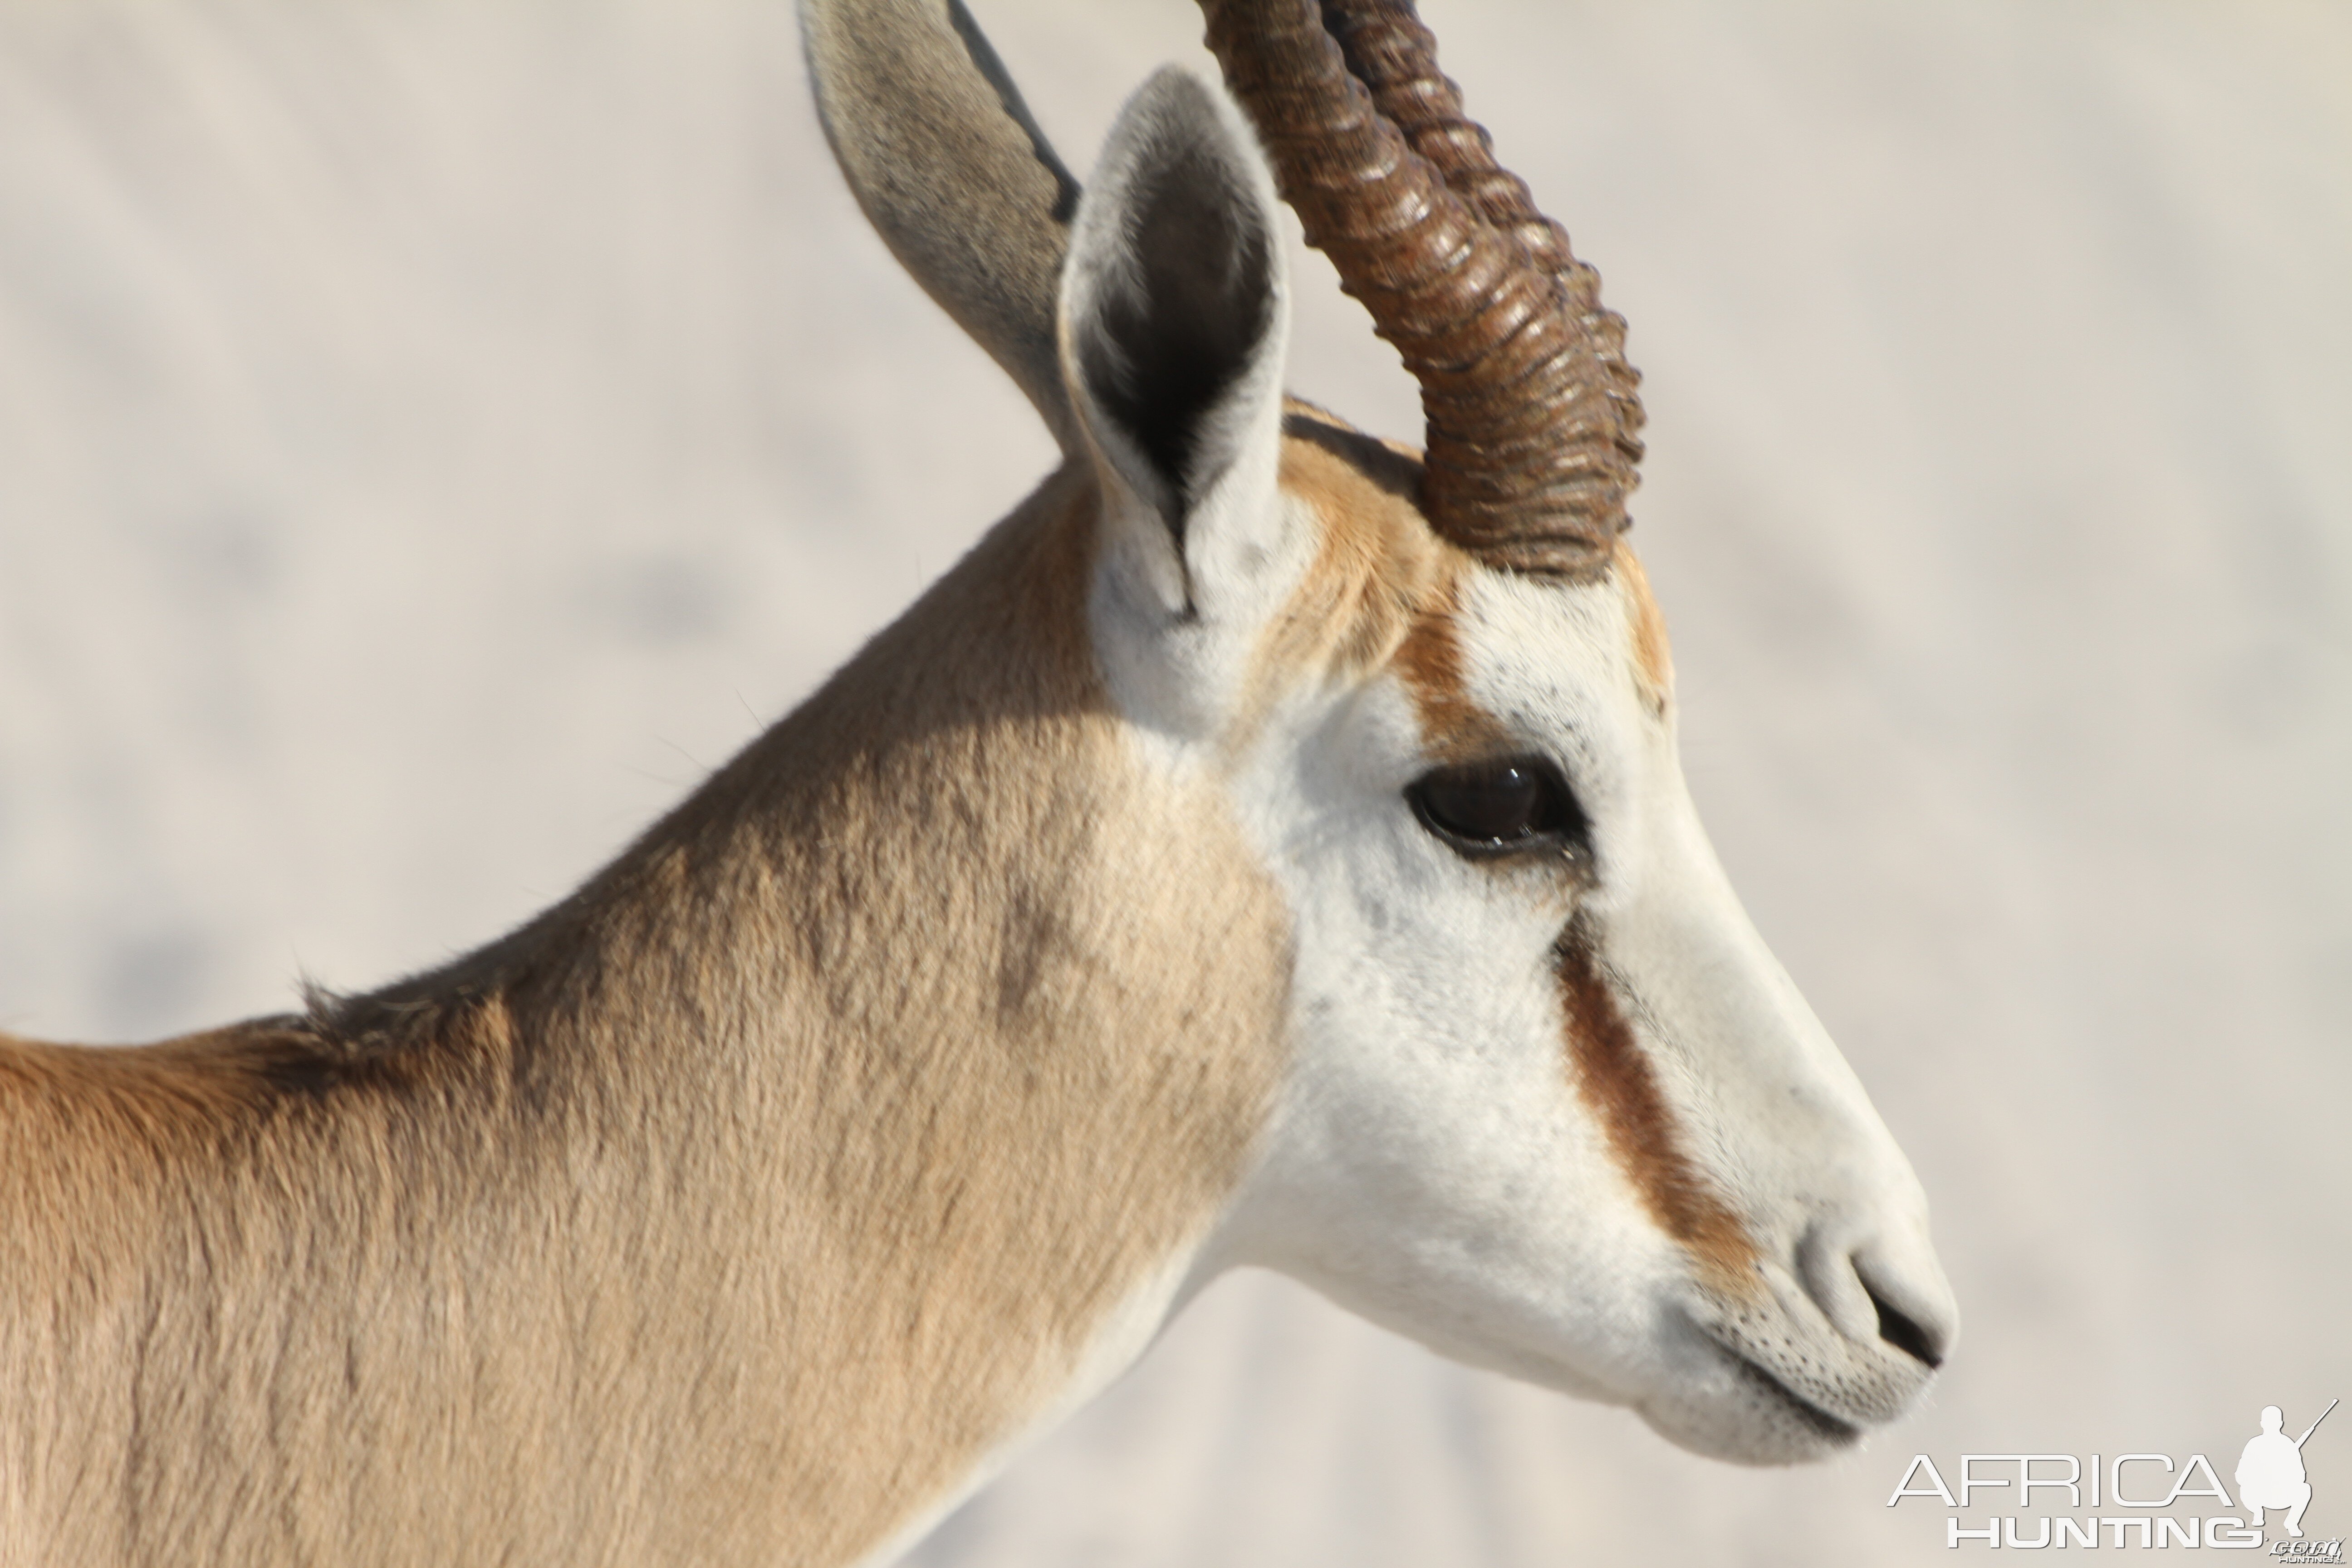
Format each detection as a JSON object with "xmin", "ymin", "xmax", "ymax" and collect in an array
[{"xmin": 1719, "ymin": 1347, "xmax": 1865, "ymax": 1447}]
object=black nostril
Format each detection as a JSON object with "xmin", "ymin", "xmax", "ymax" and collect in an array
[{"xmin": 1868, "ymin": 1284, "xmax": 1944, "ymax": 1370}]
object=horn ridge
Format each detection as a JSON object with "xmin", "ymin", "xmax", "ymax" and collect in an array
[
  {"xmin": 1198, "ymin": 0, "xmax": 1643, "ymax": 575},
  {"xmin": 1323, "ymin": 1, "xmax": 1644, "ymax": 463}
]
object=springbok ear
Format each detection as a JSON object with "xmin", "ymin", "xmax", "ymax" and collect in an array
[{"xmin": 1061, "ymin": 69, "xmax": 1291, "ymax": 618}]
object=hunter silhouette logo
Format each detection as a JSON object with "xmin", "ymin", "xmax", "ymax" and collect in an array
[{"xmin": 2243, "ymin": 1401, "xmax": 2335, "ymax": 1540}]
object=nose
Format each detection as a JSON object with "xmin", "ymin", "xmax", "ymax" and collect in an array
[
  {"xmin": 1798, "ymin": 1224, "xmax": 1958, "ymax": 1371},
  {"xmin": 1866, "ymin": 1276, "xmax": 1948, "ymax": 1368}
]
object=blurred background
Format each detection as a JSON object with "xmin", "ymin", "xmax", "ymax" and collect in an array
[{"xmin": 1, "ymin": 1, "xmax": 2346, "ymax": 1562}]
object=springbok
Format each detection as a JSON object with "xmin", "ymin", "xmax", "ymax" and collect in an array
[{"xmin": 0, "ymin": 0, "xmax": 1957, "ymax": 1563}]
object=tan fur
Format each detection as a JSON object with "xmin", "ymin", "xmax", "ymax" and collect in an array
[
  {"xmin": 1616, "ymin": 539, "xmax": 1675, "ymax": 716},
  {"xmin": 0, "ymin": 466, "xmax": 1292, "ymax": 1568},
  {"xmin": 1257, "ymin": 405, "xmax": 1501, "ymax": 761},
  {"xmin": 1262, "ymin": 407, "xmax": 1673, "ymax": 751},
  {"xmin": 0, "ymin": 420, "xmax": 1738, "ymax": 1564},
  {"xmin": 1261, "ymin": 408, "xmax": 1450, "ymax": 690}
]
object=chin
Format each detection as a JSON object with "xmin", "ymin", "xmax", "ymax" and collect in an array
[
  {"xmin": 1634, "ymin": 1319, "xmax": 1904, "ymax": 1465},
  {"xmin": 1640, "ymin": 1376, "xmax": 1869, "ymax": 1465}
]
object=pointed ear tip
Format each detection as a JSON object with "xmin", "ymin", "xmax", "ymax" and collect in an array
[
  {"xmin": 1074, "ymin": 68, "xmax": 1280, "ymax": 278},
  {"xmin": 1124, "ymin": 65, "xmax": 1261, "ymax": 164},
  {"xmin": 1135, "ymin": 63, "xmax": 1215, "ymax": 108}
]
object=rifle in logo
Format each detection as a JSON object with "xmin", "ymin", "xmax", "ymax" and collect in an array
[{"xmin": 2243, "ymin": 1399, "xmax": 2336, "ymax": 1539}]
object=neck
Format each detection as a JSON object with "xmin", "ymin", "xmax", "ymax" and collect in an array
[{"xmin": 0, "ymin": 466, "xmax": 1294, "ymax": 1568}]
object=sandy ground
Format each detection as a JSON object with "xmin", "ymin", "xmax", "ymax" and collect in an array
[{"xmin": 2, "ymin": 2, "xmax": 2347, "ymax": 1563}]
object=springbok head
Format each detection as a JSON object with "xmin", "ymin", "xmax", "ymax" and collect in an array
[{"xmin": 806, "ymin": 0, "xmax": 1955, "ymax": 1464}]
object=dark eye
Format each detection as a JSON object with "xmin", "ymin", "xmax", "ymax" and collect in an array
[{"xmin": 1406, "ymin": 757, "xmax": 1589, "ymax": 862}]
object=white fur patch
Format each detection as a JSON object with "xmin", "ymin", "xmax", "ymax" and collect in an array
[{"xmin": 1196, "ymin": 557, "xmax": 1954, "ymax": 1463}]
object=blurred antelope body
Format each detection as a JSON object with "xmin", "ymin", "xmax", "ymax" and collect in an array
[{"xmin": 0, "ymin": 2, "xmax": 1955, "ymax": 1565}]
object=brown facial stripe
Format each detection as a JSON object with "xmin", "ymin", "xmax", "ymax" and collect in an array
[
  {"xmin": 1392, "ymin": 588, "xmax": 1511, "ymax": 761},
  {"xmin": 1554, "ymin": 923, "xmax": 1757, "ymax": 1286}
]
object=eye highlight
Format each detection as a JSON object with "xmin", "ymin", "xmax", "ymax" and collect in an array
[{"xmin": 1406, "ymin": 757, "xmax": 1590, "ymax": 863}]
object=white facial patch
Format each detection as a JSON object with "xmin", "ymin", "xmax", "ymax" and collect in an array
[{"xmin": 1198, "ymin": 539, "xmax": 1954, "ymax": 1463}]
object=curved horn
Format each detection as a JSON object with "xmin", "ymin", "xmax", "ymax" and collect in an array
[
  {"xmin": 1197, "ymin": 0, "xmax": 1644, "ymax": 577},
  {"xmin": 800, "ymin": 0, "xmax": 1082, "ymax": 451}
]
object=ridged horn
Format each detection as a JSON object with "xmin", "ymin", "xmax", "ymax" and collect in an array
[
  {"xmin": 1197, "ymin": 0, "xmax": 1645, "ymax": 577},
  {"xmin": 800, "ymin": 0, "xmax": 1082, "ymax": 452}
]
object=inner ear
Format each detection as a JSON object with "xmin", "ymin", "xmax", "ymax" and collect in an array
[
  {"xmin": 1078, "ymin": 149, "xmax": 1271, "ymax": 514},
  {"xmin": 1066, "ymin": 70, "xmax": 1280, "ymax": 537}
]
